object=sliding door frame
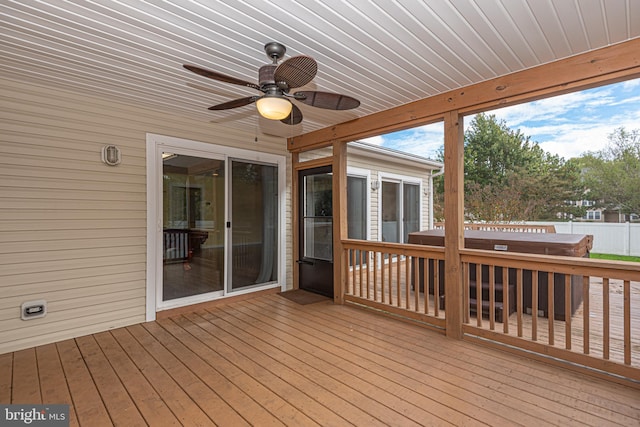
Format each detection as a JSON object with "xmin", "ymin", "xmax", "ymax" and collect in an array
[{"xmin": 146, "ymin": 133, "xmax": 286, "ymax": 321}]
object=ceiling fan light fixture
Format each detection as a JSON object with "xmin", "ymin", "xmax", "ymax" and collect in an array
[{"xmin": 256, "ymin": 95, "xmax": 292, "ymax": 120}]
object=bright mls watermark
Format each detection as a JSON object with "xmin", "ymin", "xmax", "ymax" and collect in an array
[{"xmin": 1, "ymin": 405, "xmax": 69, "ymax": 426}]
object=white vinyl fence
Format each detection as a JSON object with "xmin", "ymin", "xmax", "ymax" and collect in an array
[{"xmin": 526, "ymin": 221, "xmax": 640, "ymax": 256}]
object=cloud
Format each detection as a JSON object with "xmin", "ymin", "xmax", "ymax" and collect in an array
[
  {"xmin": 361, "ymin": 135, "xmax": 384, "ymax": 146},
  {"xmin": 363, "ymin": 77, "xmax": 640, "ymax": 160},
  {"xmin": 362, "ymin": 122, "xmax": 444, "ymax": 159},
  {"xmin": 472, "ymin": 78, "xmax": 640, "ymax": 158}
]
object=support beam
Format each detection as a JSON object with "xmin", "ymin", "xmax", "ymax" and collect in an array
[
  {"xmin": 291, "ymin": 152, "xmax": 300, "ymax": 290},
  {"xmin": 443, "ymin": 111, "xmax": 464, "ymax": 339},
  {"xmin": 288, "ymin": 38, "xmax": 640, "ymax": 152},
  {"xmin": 332, "ymin": 141, "xmax": 348, "ymax": 304}
]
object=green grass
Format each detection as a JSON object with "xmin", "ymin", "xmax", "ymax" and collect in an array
[{"xmin": 590, "ymin": 253, "xmax": 640, "ymax": 263}]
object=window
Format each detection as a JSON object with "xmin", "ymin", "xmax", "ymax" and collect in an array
[
  {"xmin": 379, "ymin": 174, "xmax": 422, "ymax": 243},
  {"xmin": 584, "ymin": 210, "xmax": 601, "ymax": 220},
  {"xmin": 347, "ymin": 175, "xmax": 368, "ymax": 240}
]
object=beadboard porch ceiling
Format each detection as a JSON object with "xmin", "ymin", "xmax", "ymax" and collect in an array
[{"xmin": 1, "ymin": 1, "xmax": 639, "ymax": 138}]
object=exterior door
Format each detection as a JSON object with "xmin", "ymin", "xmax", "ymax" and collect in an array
[
  {"xmin": 298, "ymin": 166, "xmax": 334, "ymax": 297},
  {"xmin": 162, "ymin": 153, "xmax": 225, "ymax": 301}
]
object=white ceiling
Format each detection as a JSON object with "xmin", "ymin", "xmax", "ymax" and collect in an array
[{"xmin": 2, "ymin": 0, "xmax": 639, "ymax": 138}]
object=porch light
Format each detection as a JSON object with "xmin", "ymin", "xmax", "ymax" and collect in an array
[{"xmin": 256, "ymin": 95, "xmax": 292, "ymax": 120}]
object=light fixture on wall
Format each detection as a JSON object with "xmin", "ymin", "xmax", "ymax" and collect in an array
[
  {"xmin": 371, "ymin": 180, "xmax": 380, "ymax": 191},
  {"xmin": 101, "ymin": 145, "xmax": 121, "ymax": 166},
  {"xmin": 255, "ymin": 94, "xmax": 292, "ymax": 120}
]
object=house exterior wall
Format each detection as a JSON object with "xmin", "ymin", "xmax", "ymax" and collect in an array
[
  {"xmin": 346, "ymin": 147, "xmax": 436, "ymax": 241},
  {"xmin": 0, "ymin": 78, "xmax": 290, "ymax": 354}
]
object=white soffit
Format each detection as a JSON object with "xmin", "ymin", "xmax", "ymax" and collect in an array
[{"xmin": 1, "ymin": 0, "xmax": 638, "ymax": 138}]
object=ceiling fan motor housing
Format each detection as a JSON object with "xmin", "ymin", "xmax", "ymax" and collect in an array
[{"xmin": 258, "ymin": 64, "xmax": 277, "ymax": 87}]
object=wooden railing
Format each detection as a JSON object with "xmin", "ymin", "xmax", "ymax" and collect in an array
[
  {"xmin": 343, "ymin": 240, "xmax": 445, "ymax": 329},
  {"xmin": 342, "ymin": 239, "xmax": 640, "ymax": 383},
  {"xmin": 434, "ymin": 222, "xmax": 556, "ymax": 233}
]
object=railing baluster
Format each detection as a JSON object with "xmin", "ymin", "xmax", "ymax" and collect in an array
[
  {"xmin": 373, "ymin": 251, "xmax": 378, "ymax": 302},
  {"xmin": 565, "ymin": 275, "xmax": 572, "ymax": 350},
  {"xmin": 388, "ymin": 252, "xmax": 393, "ymax": 305},
  {"xmin": 503, "ymin": 267, "xmax": 509, "ymax": 333},
  {"xmin": 351, "ymin": 249, "xmax": 357, "ymax": 296},
  {"xmin": 344, "ymin": 249, "xmax": 350, "ymax": 294},
  {"xmin": 548, "ymin": 272, "xmax": 554, "ymax": 346},
  {"xmin": 405, "ymin": 255, "xmax": 411, "ymax": 309},
  {"xmin": 423, "ymin": 258, "xmax": 429, "ymax": 315},
  {"xmin": 583, "ymin": 276, "xmax": 590, "ymax": 355},
  {"xmin": 476, "ymin": 263, "xmax": 482, "ymax": 327},
  {"xmin": 489, "ymin": 264, "xmax": 495, "ymax": 330},
  {"xmin": 603, "ymin": 277, "xmax": 609, "ymax": 360},
  {"xmin": 396, "ymin": 254, "xmax": 401, "ymax": 307},
  {"xmin": 359, "ymin": 250, "xmax": 364, "ymax": 298},
  {"xmin": 413, "ymin": 257, "xmax": 419, "ymax": 312},
  {"xmin": 517, "ymin": 268, "xmax": 523, "ymax": 338},
  {"xmin": 463, "ymin": 262, "xmax": 469, "ymax": 323},
  {"xmin": 390, "ymin": 255, "xmax": 395, "ymax": 306},
  {"xmin": 380, "ymin": 252, "xmax": 387, "ymax": 304},
  {"xmin": 434, "ymin": 259, "xmax": 440, "ymax": 317},
  {"xmin": 532, "ymin": 270, "xmax": 538, "ymax": 342},
  {"xmin": 624, "ymin": 280, "xmax": 631, "ymax": 365},
  {"xmin": 364, "ymin": 250, "xmax": 369, "ymax": 299}
]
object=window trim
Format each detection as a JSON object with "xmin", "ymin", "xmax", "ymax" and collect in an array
[{"xmin": 377, "ymin": 172, "xmax": 423, "ymax": 243}]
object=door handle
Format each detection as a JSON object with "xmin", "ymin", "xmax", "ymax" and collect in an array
[{"xmin": 296, "ymin": 259, "xmax": 314, "ymax": 266}]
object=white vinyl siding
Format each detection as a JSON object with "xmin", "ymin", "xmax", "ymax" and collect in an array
[
  {"xmin": 0, "ymin": 77, "xmax": 289, "ymax": 354},
  {"xmin": 347, "ymin": 146, "xmax": 435, "ymax": 241}
]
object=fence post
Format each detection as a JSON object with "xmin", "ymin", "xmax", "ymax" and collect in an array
[{"xmin": 625, "ymin": 221, "xmax": 630, "ymax": 256}]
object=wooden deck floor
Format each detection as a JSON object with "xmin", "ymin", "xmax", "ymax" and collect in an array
[{"xmin": 1, "ymin": 292, "xmax": 638, "ymax": 426}]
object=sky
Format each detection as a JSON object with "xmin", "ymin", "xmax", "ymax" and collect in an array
[{"xmin": 362, "ymin": 77, "xmax": 640, "ymax": 160}]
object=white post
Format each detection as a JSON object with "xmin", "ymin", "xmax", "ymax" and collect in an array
[{"xmin": 625, "ymin": 221, "xmax": 631, "ymax": 256}]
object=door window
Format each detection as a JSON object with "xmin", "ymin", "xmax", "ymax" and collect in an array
[
  {"xmin": 230, "ymin": 160, "xmax": 278, "ymax": 290},
  {"xmin": 162, "ymin": 154, "xmax": 225, "ymax": 301},
  {"xmin": 381, "ymin": 178, "xmax": 421, "ymax": 243},
  {"xmin": 302, "ymin": 172, "xmax": 333, "ymax": 261}
]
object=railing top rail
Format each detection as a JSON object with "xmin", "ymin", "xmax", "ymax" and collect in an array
[
  {"xmin": 461, "ymin": 248, "xmax": 640, "ymax": 281},
  {"xmin": 434, "ymin": 223, "xmax": 556, "ymax": 233},
  {"xmin": 342, "ymin": 238, "xmax": 445, "ymax": 258}
]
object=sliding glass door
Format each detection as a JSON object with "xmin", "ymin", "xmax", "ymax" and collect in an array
[
  {"xmin": 230, "ymin": 160, "xmax": 278, "ymax": 291},
  {"xmin": 162, "ymin": 154, "xmax": 225, "ymax": 301},
  {"xmin": 158, "ymin": 149, "xmax": 280, "ymax": 306}
]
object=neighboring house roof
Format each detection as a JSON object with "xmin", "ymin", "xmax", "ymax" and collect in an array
[{"xmin": 349, "ymin": 141, "xmax": 443, "ymax": 170}]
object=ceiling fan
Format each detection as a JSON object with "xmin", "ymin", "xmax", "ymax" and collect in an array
[{"xmin": 184, "ymin": 42, "xmax": 360, "ymax": 125}]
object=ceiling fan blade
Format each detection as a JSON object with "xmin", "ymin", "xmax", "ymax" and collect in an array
[
  {"xmin": 184, "ymin": 64, "xmax": 260, "ymax": 90},
  {"xmin": 274, "ymin": 55, "xmax": 317, "ymax": 89},
  {"xmin": 208, "ymin": 96, "xmax": 258, "ymax": 110},
  {"xmin": 280, "ymin": 103, "xmax": 303, "ymax": 125},
  {"xmin": 294, "ymin": 91, "xmax": 360, "ymax": 110}
]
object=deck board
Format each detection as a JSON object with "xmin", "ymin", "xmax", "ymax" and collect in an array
[
  {"xmin": 35, "ymin": 344, "xmax": 78, "ymax": 427},
  {"xmin": 91, "ymin": 331, "xmax": 181, "ymax": 427},
  {"xmin": 1, "ymin": 293, "xmax": 638, "ymax": 426},
  {"xmin": 248, "ymin": 296, "xmax": 602, "ymax": 426},
  {"xmin": 308, "ymin": 298, "xmax": 640, "ymax": 424},
  {"xmin": 12, "ymin": 348, "xmax": 41, "ymax": 404},
  {"xmin": 56, "ymin": 339, "xmax": 112, "ymax": 426}
]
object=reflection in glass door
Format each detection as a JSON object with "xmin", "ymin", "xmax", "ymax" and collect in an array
[
  {"xmin": 230, "ymin": 160, "xmax": 278, "ymax": 291},
  {"xmin": 162, "ymin": 153, "xmax": 225, "ymax": 301}
]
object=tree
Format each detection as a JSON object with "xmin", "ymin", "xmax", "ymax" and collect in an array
[
  {"xmin": 580, "ymin": 127, "xmax": 640, "ymax": 216},
  {"xmin": 434, "ymin": 113, "xmax": 585, "ymax": 222}
]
